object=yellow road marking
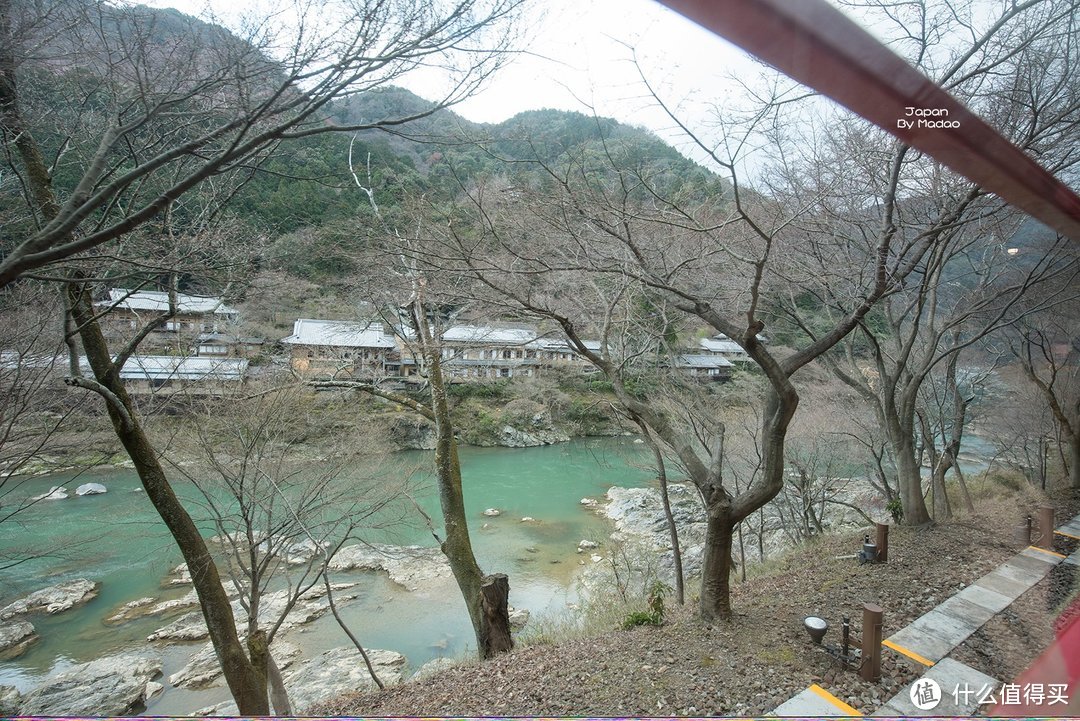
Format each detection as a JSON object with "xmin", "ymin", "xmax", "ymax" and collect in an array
[
  {"xmin": 809, "ymin": 684, "xmax": 863, "ymax": 716},
  {"xmin": 1054, "ymin": 529, "xmax": 1080, "ymax": 540},
  {"xmin": 882, "ymin": 638, "xmax": 935, "ymax": 667},
  {"xmin": 1027, "ymin": 545, "xmax": 1066, "ymax": 559}
]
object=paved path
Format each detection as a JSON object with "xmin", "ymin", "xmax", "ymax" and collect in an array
[{"xmin": 770, "ymin": 512, "xmax": 1080, "ymax": 717}]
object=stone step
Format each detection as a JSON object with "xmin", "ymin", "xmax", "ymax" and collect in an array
[
  {"xmin": 771, "ymin": 684, "xmax": 863, "ymax": 717},
  {"xmin": 874, "ymin": 658, "xmax": 999, "ymax": 717}
]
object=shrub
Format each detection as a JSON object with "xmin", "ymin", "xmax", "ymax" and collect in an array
[
  {"xmin": 447, "ymin": 381, "xmax": 510, "ymax": 399},
  {"xmin": 622, "ymin": 580, "xmax": 672, "ymax": 629}
]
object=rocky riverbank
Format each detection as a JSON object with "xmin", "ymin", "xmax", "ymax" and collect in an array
[
  {"xmin": 0, "ymin": 580, "xmax": 100, "ymax": 661},
  {"xmin": 0, "ymin": 539, "xmax": 517, "ymax": 716}
]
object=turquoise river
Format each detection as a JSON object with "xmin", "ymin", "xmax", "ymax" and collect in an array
[{"xmin": 0, "ymin": 437, "xmax": 653, "ymax": 714}]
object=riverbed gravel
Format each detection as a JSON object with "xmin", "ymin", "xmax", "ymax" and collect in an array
[{"xmin": 316, "ymin": 490, "xmax": 1079, "ymax": 717}]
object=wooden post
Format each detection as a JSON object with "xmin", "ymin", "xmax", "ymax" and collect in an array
[
  {"xmin": 1037, "ymin": 505, "xmax": 1055, "ymax": 550},
  {"xmin": 1014, "ymin": 516, "xmax": 1032, "ymax": 546},
  {"xmin": 861, "ymin": 603, "xmax": 883, "ymax": 682},
  {"xmin": 875, "ymin": 522, "xmax": 889, "ymax": 563}
]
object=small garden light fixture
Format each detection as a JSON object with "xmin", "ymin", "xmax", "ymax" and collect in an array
[{"xmin": 804, "ymin": 616, "xmax": 828, "ymax": 644}]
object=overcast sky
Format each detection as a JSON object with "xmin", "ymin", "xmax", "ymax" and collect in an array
[
  {"xmin": 139, "ymin": 0, "xmax": 774, "ymax": 166},
  {"xmin": 422, "ymin": 0, "xmax": 763, "ymax": 125}
]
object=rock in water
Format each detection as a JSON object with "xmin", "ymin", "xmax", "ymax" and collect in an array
[
  {"xmin": 146, "ymin": 610, "xmax": 207, "ymax": 642},
  {"xmin": 171, "ymin": 639, "xmax": 301, "ymax": 689},
  {"xmin": 483, "ymin": 508, "xmax": 501, "ymax": 517},
  {"xmin": 602, "ymin": 484, "xmax": 709, "ymax": 582},
  {"xmin": 508, "ymin": 606, "xmax": 530, "ymax": 630},
  {"xmin": 75, "ymin": 482, "xmax": 107, "ymax": 496},
  {"xmin": 163, "ymin": 563, "xmax": 191, "ymax": 586},
  {"xmin": 30, "ymin": 486, "xmax": 67, "ymax": 501},
  {"xmin": 104, "ymin": 597, "xmax": 156, "ymax": 625},
  {"xmin": 0, "ymin": 579, "xmax": 100, "ymax": 620},
  {"xmin": 411, "ymin": 656, "xmax": 456, "ymax": 680},
  {"xmin": 196, "ymin": 646, "xmax": 407, "ymax": 715},
  {"xmin": 0, "ymin": 685, "xmax": 21, "ymax": 716},
  {"xmin": 282, "ymin": 647, "xmax": 406, "ymax": 713},
  {"xmin": 0, "ymin": 621, "xmax": 38, "ymax": 659},
  {"xmin": 328, "ymin": 544, "xmax": 452, "ymax": 591},
  {"xmin": 498, "ymin": 425, "xmax": 571, "ymax": 447},
  {"xmin": 17, "ymin": 653, "xmax": 162, "ymax": 716}
]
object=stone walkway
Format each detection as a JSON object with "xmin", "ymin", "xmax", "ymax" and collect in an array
[{"xmin": 771, "ymin": 513, "xmax": 1080, "ymax": 717}]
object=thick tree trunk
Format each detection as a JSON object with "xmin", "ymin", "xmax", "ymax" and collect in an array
[
  {"xmin": 887, "ymin": 408, "xmax": 932, "ymax": 525},
  {"xmin": 699, "ymin": 509, "xmax": 735, "ymax": 622},
  {"xmin": 68, "ymin": 285, "xmax": 269, "ymax": 714},
  {"xmin": 479, "ymin": 574, "xmax": 513, "ymax": 656}
]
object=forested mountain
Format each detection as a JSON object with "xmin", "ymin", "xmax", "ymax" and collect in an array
[
  {"xmin": 4, "ymin": 0, "xmax": 729, "ymax": 286},
  {"xmin": 240, "ymin": 86, "xmax": 730, "ymax": 239}
]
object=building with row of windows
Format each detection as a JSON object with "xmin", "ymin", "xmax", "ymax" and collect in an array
[
  {"xmin": 88, "ymin": 289, "xmax": 757, "ymax": 392},
  {"xmin": 279, "ymin": 319, "xmax": 753, "ymax": 382}
]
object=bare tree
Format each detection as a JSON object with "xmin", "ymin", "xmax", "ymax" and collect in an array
[
  {"xmin": 166, "ymin": 388, "xmax": 407, "ymax": 712},
  {"xmin": 820, "ymin": 229, "xmax": 1077, "ymax": 523},
  {"xmin": 778, "ymin": 404, "xmax": 875, "ymax": 542},
  {"xmin": 1, "ymin": 0, "xmax": 522, "ymax": 712},
  {"xmin": 310, "ymin": 274, "xmax": 518, "ymax": 659},
  {"xmin": 0, "ymin": 283, "xmax": 96, "ymax": 569},
  {"xmin": 411, "ymin": 136, "xmax": 908, "ymax": 622},
  {"xmin": 398, "ymin": 0, "xmax": 1079, "ymax": 615},
  {"xmin": 775, "ymin": 0, "xmax": 1080, "ymax": 525},
  {"xmin": 1009, "ymin": 303, "xmax": 1080, "ymax": 488}
]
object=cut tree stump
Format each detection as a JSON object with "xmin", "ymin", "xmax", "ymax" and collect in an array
[{"xmin": 479, "ymin": 573, "xmax": 513, "ymax": 657}]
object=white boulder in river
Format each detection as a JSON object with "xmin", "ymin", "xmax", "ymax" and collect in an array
[
  {"xmin": 75, "ymin": 482, "xmax": 107, "ymax": 496},
  {"xmin": 195, "ymin": 647, "xmax": 406, "ymax": 715},
  {"xmin": 0, "ymin": 685, "xmax": 21, "ymax": 716},
  {"xmin": 30, "ymin": 485, "xmax": 67, "ymax": 501},
  {"xmin": 17, "ymin": 653, "xmax": 162, "ymax": 716},
  {"xmin": 283, "ymin": 647, "xmax": 407, "ymax": 712},
  {"xmin": 0, "ymin": 579, "xmax": 100, "ymax": 620},
  {"xmin": 328, "ymin": 543, "xmax": 451, "ymax": 591},
  {"xmin": 0, "ymin": 620, "xmax": 38, "ymax": 659}
]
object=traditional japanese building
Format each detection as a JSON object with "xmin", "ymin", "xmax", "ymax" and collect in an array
[
  {"xmin": 96, "ymin": 289, "xmax": 240, "ymax": 354},
  {"xmin": 281, "ymin": 319, "xmax": 398, "ymax": 378}
]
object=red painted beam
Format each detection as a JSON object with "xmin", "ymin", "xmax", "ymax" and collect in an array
[{"xmin": 656, "ymin": 0, "xmax": 1080, "ymax": 241}]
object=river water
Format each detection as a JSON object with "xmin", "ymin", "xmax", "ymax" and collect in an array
[{"xmin": 0, "ymin": 437, "xmax": 651, "ymax": 714}]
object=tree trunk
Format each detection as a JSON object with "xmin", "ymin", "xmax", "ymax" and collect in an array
[
  {"xmin": 479, "ymin": 574, "xmax": 513, "ymax": 657},
  {"xmin": 1069, "ymin": 433, "xmax": 1080, "ymax": 489},
  {"xmin": 737, "ymin": 521, "xmax": 747, "ymax": 583},
  {"xmin": 420, "ymin": 310, "xmax": 510, "ymax": 660},
  {"xmin": 888, "ymin": 411, "xmax": 932, "ymax": 525},
  {"xmin": 638, "ymin": 421, "xmax": 684, "ymax": 604},
  {"xmin": 5, "ymin": 30, "xmax": 267, "ymax": 708},
  {"xmin": 267, "ymin": 652, "xmax": 292, "ymax": 715},
  {"xmin": 68, "ymin": 284, "xmax": 269, "ymax": 714},
  {"xmin": 953, "ymin": 462, "xmax": 976, "ymax": 514},
  {"xmin": 757, "ymin": 510, "xmax": 765, "ymax": 562},
  {"xmin": 699, "ymin": 509, "xmax": 735, "ymax": 622},
  {"xmin": 930, "ymin": 463, "xmax": 953, "ymax": 520}
]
